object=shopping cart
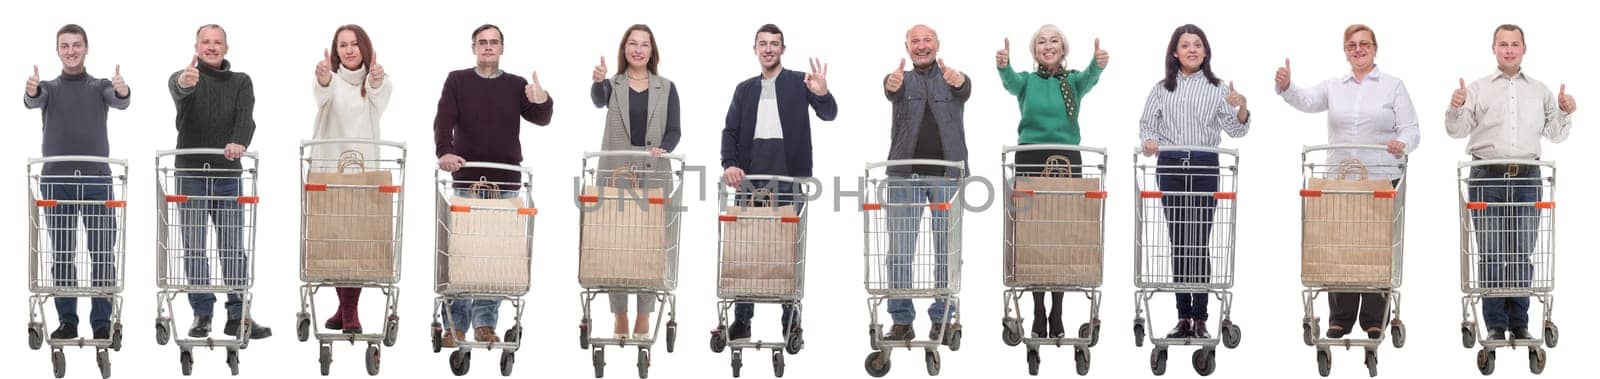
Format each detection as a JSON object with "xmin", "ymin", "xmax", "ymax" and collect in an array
[
  {"xmin": 861, "ymin": 159, "xmax": 966, "ymax": 378},
  {"xmin": 1456, "ymin": 159, "xmax": 1557, "ymax": 375},
  {"xmin": 1130, "ymin": 146, "xmax": 1241, "ymax": 376},
  {"xmin": 428, "ymin": 161, "xmax": 537, "ymax": 376},
  {"xmin": 575, "ymin": 151, "xmax": 684, "ymax": 379},
  {"xmin": 27, "ymin": 156, "xmax": 129, "ymax": 379},
  {"xmin": 707, "ymin": 175, "xmax": 809, "ymax": 377},
  {"xmin": 294, "ymin": 139, "xmax": 407, "ymax": 376},
  {"xmin": 152, "ymin": 148, "xmax": 261, "ymax": 376},
  {"xmin": 998, "ymin": 145, "xmax": 1107, "ymax": 376},
  {"xmin": 1296, "ymin": 145, "xmax": 1407, "ymax": 377}
]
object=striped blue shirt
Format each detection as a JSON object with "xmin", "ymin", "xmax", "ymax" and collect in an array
[{"xmin": 1138, "ymin": 71, "xmax": 1249, "ymax": 147}]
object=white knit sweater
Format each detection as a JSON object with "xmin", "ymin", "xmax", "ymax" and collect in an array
[{"xmin": 310, "ymin": 66, "xmax": 392, "ymax": 169}]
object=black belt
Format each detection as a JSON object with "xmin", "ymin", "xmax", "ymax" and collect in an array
[{"xmin": 1472, "ymin": 156, "xmax": 1539, "ymax": 178}]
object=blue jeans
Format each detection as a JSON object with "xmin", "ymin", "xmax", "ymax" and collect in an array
[
  {"xmin": 447, "ymin": 188, "xmax": 514, "ymax": 330},
  {"xmin": 885, "ymin": 175, "xmax": 959, "ymax": 325},
  {"xmin": 178, "ymin": 176, "xmax": 247, "ymax": 319},
  {"xmin": 732, "ymin": 180, "xmax": 804, "ymax": 330},
  {"xmin": 41, "ymin": 177, "xmax": 117, "ymax": 329},
  {"xmin": 1157, "ymin": 152, "xmax": 1219, "ymax": 321},
  {"xmin": 1468, "ymin": 166, "xmax": 1541, "ymax": 329}
]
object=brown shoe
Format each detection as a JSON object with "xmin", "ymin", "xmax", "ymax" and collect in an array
[
  {"xmin": 442, "ymin": 329, "xmax": 465, "ymax": 348},
  {"xmin": 882, "ymin": 324, "xmax": 915, "ymax": 341},
  {"xmin": 475, "ymin": 326, "xmax": 500, "ymax": 343}
]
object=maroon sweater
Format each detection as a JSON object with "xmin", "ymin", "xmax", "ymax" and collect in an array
[{"xmin": 433, "ymin": 68, "xmax": 553, "ymax": 186}]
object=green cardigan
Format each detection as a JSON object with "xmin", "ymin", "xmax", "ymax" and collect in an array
[{"xmin": 998, "ymin": 61, "xmax": 1102, "ymax": 145}]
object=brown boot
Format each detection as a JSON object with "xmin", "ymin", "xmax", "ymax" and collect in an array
[
  {"xmin": 442, "ymin": 329, "xmax": 465, "ymax": 348},
  {"xmin": 475, "ymin": 326, "xmax": 500, "ymax": 343}
]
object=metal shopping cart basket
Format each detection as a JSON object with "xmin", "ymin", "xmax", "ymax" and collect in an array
[
  {"xmin": 428, "ymin": 161, "xmax": 537, "ymax": 376},
  {"xmin": 707, "ymin": 175, "xmax": 809, "ymax": 377},
  {"xmin": 27, "ymin": 156, "xmax": 130, "ymax": 379},
  {"xmin": 1457, "ymin": 158, "xmax": 1557, "ymax": 375},
  {"xmin": 860, "ymin": 159, "xmax": 966, "ymax": 377}
]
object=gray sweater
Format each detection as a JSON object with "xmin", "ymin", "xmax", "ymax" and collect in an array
[
  {"xmin": 23, "ymin": 71, "xmax": 130, "ymax": 176},
  {"xmin": 168, "ymin": 60, "xmax": 255, "ymax": 175}
]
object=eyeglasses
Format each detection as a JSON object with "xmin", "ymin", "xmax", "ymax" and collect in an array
[{"xmin": 1344, "ymin": 41, "xmax": 1375, "ymax": 51}]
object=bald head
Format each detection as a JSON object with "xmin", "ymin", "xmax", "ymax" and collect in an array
[{"xmin": 905, "ymin": 24, "xmax": 940, "ymax": 68}]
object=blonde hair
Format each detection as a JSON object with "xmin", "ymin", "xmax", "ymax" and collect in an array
[
  {"xmin": 1029, "ymin": 24, "xmax": 1068, "ymax": 67},
  {"xmin": 1343, "ymin": 24, "xmax": 1376, "ymax": 46}
]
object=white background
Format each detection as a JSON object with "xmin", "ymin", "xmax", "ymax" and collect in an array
[{"xmin": 2, "ymin": 0, "xmax": 1592, "ymax": 378}]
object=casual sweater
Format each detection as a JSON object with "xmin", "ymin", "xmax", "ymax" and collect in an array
[
  {"xmin": 311, "ymin": 66, "xmax": 392, "ymax": 167},
  {"xmin": 24, "ymin": 71, "xmax": 130, "ymax": 175},
  {"xmin": 721, "ymin": 69, "xmax": 838, "ymax": 177},
  {"xmin": 433, "ymin": 68, "xmax": 554, "ymax": 185},
  {"xmin": 168, "ymin": 60, "xmax": 255, "ymax": 175},
  {"xmin": 998, "ymin": 61, "xmax": 1103, "ymax": 145}
]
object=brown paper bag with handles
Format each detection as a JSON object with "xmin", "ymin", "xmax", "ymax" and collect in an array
[
  {"xmin": 578, "ymin": 167, "xmax": 669, "ymax": 288},
  {"xmin": 303, "ymin": 150, "xmax": 398, "ymax": 283},
  {"xmin": 718, "ymin": 189, "xmax": 800, "ymax": 296},
  {"xmin": 1302, "ymin": 160, "xmax": 1397, "ymax": 287},
  {"xmin": 1007, "ymin": 155, "xmax": 1103, "ymax": 287},
  {"xmin": 441, "ymin": 180, "xmax": 530, "ymax": 293}
]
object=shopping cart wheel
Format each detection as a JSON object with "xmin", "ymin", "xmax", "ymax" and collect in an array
[
  {"xmin": 867, "ymin": 324, "xmax": 882, "ymax": 351},
  {"xmin": 710, "ymin": 326, "xmax": 727, "ymax": 353},
  {"xmin": 665, "ymin": 321, "xmax": 677, "ymax": 353},
  {"xmin": 1192, "ymin": 348, "xmax": 1216, "ymax": 376},
  {"xmin": 1460, "ymin": 324, "xmax": 1476, "ymax": 349},
  {"xmin": 179, "ymin": 349, "xmax": 193, "ymax": 376},
  {"xmin": 924, "ymin": 350, "xmax": 941, "ymax": 376},
  {"xmin": 784, "ymin": 328, "xmax": 804, "ymax": 355},
  {"xmin": 226, "ymin": 347, "xmax": 240, "ymax": 376},
  {"xmin": 1390, "ymin": 322, "xmax": 1406, "ymax": 348},
  {"xmin": 366, "ymin": 345, "xmax": 382, "ymax": 376},
  {"xmin": 592, "ymin": 348, "xmax": 606, "ymax": 378},
  {"xmin": 730, "ymin": 348, "xmax": 743, "ymax": 377},
  {"xmin": 579, "ymin": 318, "xmax": 592, "ymax": 350},
  {"xmin": 110, "ymin": 323, "xmax": 124, "ymax": 351},
  {"xmin": 1475, "ymin": 348, "xmax": 1495, "ymax": 375},
  {"xmin": 297, "ymin": 313, "xmax": 311, "ymax": 342},
  {"xmin": 430, "ymin": 322, "xmax": 443, "ymax": 353},
  {"xmin": 51, "ymin": 349, "xmax": 66, "ymax": 378},
  {"xmin": 1542, "ymin": 322, "xmax": 1559, "ymax": 348},
  {"xmin": 1150, "ymin": 348, "xmax": 1167, "ymax": 376},
  {"xmin": 1528, "ymin": 348, "xmax": 1546, "ymax": 374},
  {"xmin": 771, "ymin": 350, "xmax": 785, "ymax": 378},
  {"xmin": 1026, "ymin": 347, "xmax": 1040, "ymax": 376},
  {"xmin": 1220, "ymin": 322, "xmax": 1242, "ymax": 349},
  {"xmin": 319, "ymin": 345, "xmax": 333, "ymax": 376},
  {"xmin": 504, "ymin": 325, "xmax": 522, "ymax": 343},
  {"xmin": 1302, "ymin": 321, "xmax": 1317, "ymax": 347},
  {"xmin": 1133, "ymin": 319, "xmax": 1147, "ymax": 348},
  {"xmin": 1002, "ymin": 318, "xmax": 1022, "ymax": 347},
  {"xmin": 864, "ymin": 351, "xmax": 891, "ymax": 377},
  {"xmin": 498, "ymin": 350, "xmax": 514, "ymax": 377},
  {"xmin": 28, "ymin": 324, "xmax": 44, "ymax": 350},
  {"xmin": 449, "ymin": 350, "xmax": 471, "ymax": 376},
  {"xmin": 636, "ymin": 348, "xmax": 651, "ymax": 379},
  {"xmin": 155, "ymin": 322, "xmax": 171, "ymax": 346},
  {"xmin": 382, "ymin": 316, "xmax": 399, "ymax": 347},
  {"xmin": 1315, "ymin": 349, "xmax": 1331, "ymax": 377},
  {"xmin": 1365, "ymin": 349, "xmax": 1379, "ymax": 377},
  {"xmin": 97, "ymin": 348, "xmax": 111, "ymax": 379},
  {"xmin": 1079, "ymin": 322, "xmax": 1101, "ymax": 348},
  {"xmin": 947, "ymin": 329, "xmax": 963, "ymax": 351},
  {"xmin": 1074, "ymin": 347, "xmax": 1091, "ymax": 376}
]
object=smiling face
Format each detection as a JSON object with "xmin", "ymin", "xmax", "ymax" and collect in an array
[
  {"xmin": 1493, "ymin": 28, "xmax": 1525, "ymax": 71},
  {"xmin": 1344, "ymin": 29, "xmax": 1376, "ymax": 72},
  {"xmin": 624, "ymin": 30, "xmax": 653, "ymax": 71},
  {"xmin": 904, "ymin": 25, "xmax": 939, "ymax": 67},
  {"xmin": 56, "ymin": 32, "xmax": 87, "ymax": 74},
  {"xmin": 1174, "ymin": 33, "xmax": 1206, "ymax": 73},
  {"xmin": 754, "ymin": 31, "xmax": 784, "ymax": 71},
  {"xmin": 194, "ymin": 26, "xmax": 228, "ymax": 68},
  {"xmin": 1032, "ymin": 30, "xmax": 1065, "ymax": 68},
  {"xmin": 335, "ymin": 30, "xmax": 364, "ymax": 70},
  {"xmin": 473, "ymin": 27, "xmax": 503, "ymax": 67}
]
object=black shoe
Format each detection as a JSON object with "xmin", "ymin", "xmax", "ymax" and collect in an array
[
  {"xmin": 1486, "ymin": 327, "xmax": 1507, "ymax": 341},
  {"xmin": 1192, "ymin": 320, "xmax": 1212, "ymax": 339},
  {"xmin": 188, "ymin": 315, "xmax": 213, "ymax": 338},
  {"xmin": 224, "ymin": 319, "xmax": 273, "ymax": 339},
  {"xmin": 1165, "ymin": 319, "xmax": 1192, "ymax": 339},
  {"xmin": 50, "ymin": 324, "xmax": 78, "ymax": 340},
  {"xmin": 1325, "ymin": 326, "xmax": 1351, "ymax": 339},
  {"xmin": 1047, "ymin": 315, "xmax": 1066, "ymax": 339},
  {"xmin": 93, "ymin": 327, "xmax": 111, "ymax": 340},
  {"xmin": 1030, "ymin": 317, "xmax": 1047, "ymax": 338},
  {"xmin": 882, "ymin": 324, "xmax": 914, "ymax": 341},
  {"xmin": 728, "ymin": 320, "xmax": 752, "ymax": 341},
  {"xmin": 1510, "ymin": 327, "xmax": 1534, "ymax": 340},
  {"xmin": 1365, "ymin": 327, "xmax": 1383, "ymax": 339}
]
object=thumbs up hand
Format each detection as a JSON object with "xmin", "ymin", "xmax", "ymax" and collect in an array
[
  {"xmin": 178, "ymin": 55, "xmax": 200, "ymax": 89},
  {"xmin": 525, "ymin": 70, "xmax": 548, "ymax": 104},
  {"xmin": 1225, "ymin": 81, "xmax": 1246, "ymax": 107},
  {"xmin": 1093, "ymin": 38, "xmax": 1109, "ymax": 69},
  {"xmin": 1275, "ymin": 58, "xmax": 1292, "ymax": 92},
  {"xmin": 112, "ymin": 64, "xmax": 129, "ymax": 97},
  {"xmin": 367, "ymin": 51, "xmax": 385, "ymax": 89},
  {"xmin": 1451, "ymin": 78, "xmax": 1469, "ymax": 109},
  {"xmin": 593, "ymin": 56, "xmax": 608, "ymax": 83},
  {"xmin": 1558, "ymin": 84, "xmax": 1577, "ymax": 114},
  {"xmin": 885, "ymin": 58, "xmax": 906, "ymax": 93},
  {"xmin": 26, "ymin": 65, "xmax": 41, "ymax": 97},
  {"xmin": 316, "ymin": 49, "xmax": 333, "ymax": 86},
  {"xmin": 939, "ymin": 58, "xmax": 964, "ymax": 88},
  {"xmin": 995, "ymin": 38, "xmax": 1010, "ymax": 68}
]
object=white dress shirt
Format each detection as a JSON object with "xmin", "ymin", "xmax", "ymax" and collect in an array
[
  {"xmin": 1139, "ymin": 71, "xmax": 1250, "ymax": 147},
  {"xmin": 1445, "ymin": 70, "xmax": 1572, "ymax": 159},
  {"xmin": 1279, "ymin": 66, "xmax": 1419, "ymax": 179}
]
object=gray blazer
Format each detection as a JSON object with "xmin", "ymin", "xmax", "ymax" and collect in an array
[{"xmin": 596, "ymin": 73, "xmax": 673, "ymax": 188}]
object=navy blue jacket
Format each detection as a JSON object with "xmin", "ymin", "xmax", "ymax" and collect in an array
[{"xmin": 721, "ymin": 69, "xmax": 838, "ymax": 177}]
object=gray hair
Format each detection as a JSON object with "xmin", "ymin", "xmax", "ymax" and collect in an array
[{"xmin": 1029, "ymin": 24, "xmax": 1068, "ymax": 67}]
